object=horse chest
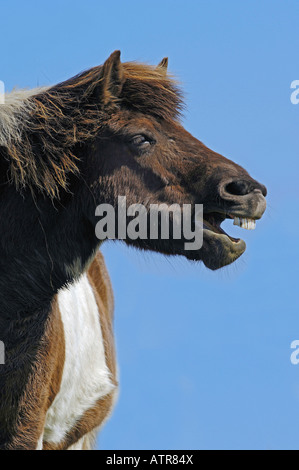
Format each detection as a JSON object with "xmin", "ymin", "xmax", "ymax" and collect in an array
[{"xmin": 42, "ymin": 274, "xmax": 115, "ymax": 447}]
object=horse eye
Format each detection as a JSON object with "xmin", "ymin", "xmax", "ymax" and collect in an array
[{"xmin": 129, "ymin": 135, "xmax": 153, "ymax": 148}]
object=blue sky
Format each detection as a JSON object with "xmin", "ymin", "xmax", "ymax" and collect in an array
[{"xmin": 1, "ymin": 0, "xmax": 299, "ymax": 450}]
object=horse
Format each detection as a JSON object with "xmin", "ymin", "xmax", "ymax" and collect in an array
[{"xmin": 0, "ymin": 51, "xmax": 267, "ymax": 450}]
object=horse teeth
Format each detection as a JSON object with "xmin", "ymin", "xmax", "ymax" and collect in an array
[{"xmin": 233, "ymin": 217, "xmax": 256, "ymax": 230}]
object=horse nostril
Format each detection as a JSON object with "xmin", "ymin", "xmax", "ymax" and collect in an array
[
  {"xmin": 223, "ymin": 179, "xmax": 267, "ymax": 199},
  {"xmin": 225, "ymin": 180, "xmax": 251, "ymax": 196},
  {"xmin": 260, "ymin": 184, "xmax": 267, "ymax": 197}
]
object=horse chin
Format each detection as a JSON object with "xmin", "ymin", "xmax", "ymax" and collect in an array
[{"xmin": 186, "ymin": 230, "xmax": 246, "ymax": 270}]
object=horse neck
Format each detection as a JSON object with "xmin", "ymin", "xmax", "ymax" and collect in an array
[
  {"xmin": 0, "ymin": 180, "xmax": 96, "ymax": 302},
  {"xmin": 0, "ymin": 184, "xmax": 99, "ymax": 448},
  {"xmin": 0, "ymin": 181, "xmax": 97, "ymax": 351}
]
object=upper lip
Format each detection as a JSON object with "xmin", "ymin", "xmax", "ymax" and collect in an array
[
  {"xmin": 202, "ymin": 188, "xmax": 267, "ymax": 237},
  {"xmin": 218, "ymin": 187, "xmax": 267, "ymax": 219}
]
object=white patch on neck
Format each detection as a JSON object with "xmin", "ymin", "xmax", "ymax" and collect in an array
[
  {"xmin": 43, "ymin": 273, "xmax": 115, "ymax": 446},
  {"xmin": 0, "ymin": 86, "xmax": 49, "ymax": 148}
]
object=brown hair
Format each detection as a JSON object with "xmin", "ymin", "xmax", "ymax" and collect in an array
[{"xmin": 2, "ymin": 60, "xmax": 183, "ymax": 198}]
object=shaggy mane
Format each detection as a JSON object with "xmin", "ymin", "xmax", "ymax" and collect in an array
[{"xmin": 0, "ymin": 61, "xmax": 184, "ymax": 198}]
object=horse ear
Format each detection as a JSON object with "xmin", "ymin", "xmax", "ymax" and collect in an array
[
  {"xmin": 100, "ymin": 50, "xmax": 125, "ymax": 105},
  {"xmin": 157, "ymin": 57, "xmax": 168, "ymax": 75}
]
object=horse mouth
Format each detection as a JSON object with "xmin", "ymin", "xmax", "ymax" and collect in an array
[
  {"xmin": 203, "ymin": 212, "xmax": 241, "ymax": 242},
  {"xmin": 203, "ymin": 211, "xmax": 258, "ymax": 239},
  {"xmin": 194, "ymin": 211, "xmax": 260, "ymax": 270}
]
